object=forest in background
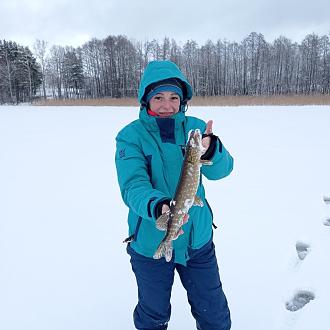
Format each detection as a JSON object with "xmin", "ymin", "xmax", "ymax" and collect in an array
[{"xmin": 1, "ymin": 32, "xmax": 330, "ymax": 104}]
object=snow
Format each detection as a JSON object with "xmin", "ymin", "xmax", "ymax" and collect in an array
[{"xmin": 1, "ymin": 105, "xmax": 330, "ymax": 330}]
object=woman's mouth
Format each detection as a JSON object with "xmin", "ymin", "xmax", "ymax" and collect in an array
[{"xmin": 159, "ymin": 112, "xmax": 174, "ymax": 117}]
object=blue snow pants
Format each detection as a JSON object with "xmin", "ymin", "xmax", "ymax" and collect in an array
[{"xmin": 127, "ymin": 239, "xmax": 231, "ymax": 330}]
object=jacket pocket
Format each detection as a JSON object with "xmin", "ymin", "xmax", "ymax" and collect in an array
[
  {"xmin": 189, "ymin": 222, "xmax": 195, "ymax": 246},
  {"xmin": 146, "ymin": 155, "xmax": 152, "ymax": 180},
  {"xmin": 134, "ymin": 216, "xmax": 142, "ymax": 241}
]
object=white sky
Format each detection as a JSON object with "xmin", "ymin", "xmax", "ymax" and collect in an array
[{"xmin": 1, "ymin": 0, "xmax": 330, "ymax": 49}]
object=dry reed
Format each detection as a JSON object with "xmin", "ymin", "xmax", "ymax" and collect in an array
[
  {"xmin": 34, "ymin": 97, "xmax": 138, "ymax": 106},
  {"xmin": 33, "ymin": 94, "xmax": 330, "ymax": 107}
]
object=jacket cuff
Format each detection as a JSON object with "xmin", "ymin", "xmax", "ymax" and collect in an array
[{"xmin": 201, "ymin": 134, "xmax": 219, "ymax": 160}]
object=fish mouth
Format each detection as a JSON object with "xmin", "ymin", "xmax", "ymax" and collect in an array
[
  {"xmin": 194, "ymin": 129, "xmax": 202, "ymax": 140},
  {"xmin": 188, "ymin": 129, "xmax": 202, "ymax": 148}
]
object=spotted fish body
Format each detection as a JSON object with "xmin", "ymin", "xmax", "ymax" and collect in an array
[{"xmin": 153, "ymin": 129, "xmax": 212, "ymax": 262}]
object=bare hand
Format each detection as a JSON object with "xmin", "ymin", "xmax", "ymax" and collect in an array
[
  {"xmin": 161, "ymin": 205, "xmax": 189, "ymax": 236},
  {"xmin": 202, "ymin": 120, "xmax": 213, "ymax": 152},
  {"xmin": 161, "ymin": 204, "xmax": 170, "ymax": 214}
]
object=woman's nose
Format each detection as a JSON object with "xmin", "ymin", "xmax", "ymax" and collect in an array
[{"xmin": 162, "ymin": 99, "xmax": 171, "ymax": 109}]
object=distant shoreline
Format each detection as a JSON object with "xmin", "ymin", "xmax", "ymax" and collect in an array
[{"xmin": 32, "ymin": 95, "xmax": 330, "ymax": 107}]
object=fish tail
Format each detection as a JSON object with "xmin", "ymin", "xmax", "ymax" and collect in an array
[{"xmin": 153, "ymin": 240, "xmax": 173, "ymax": 262}]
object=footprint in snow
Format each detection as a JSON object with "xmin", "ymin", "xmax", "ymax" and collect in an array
[
  {"xmin": 323, "ymin": 218, "xmax": 330, "ymax": 226},
  {"xmin": 285, "ymin": 290, "xmax": 315, "ymax": 312},
  {"xmin": 323, "ymin": 196, "xmax": 330, "ymax": 204},
  {"xmin": 295, "ymin": 241, "xmax": 310, "ymax": 260}
]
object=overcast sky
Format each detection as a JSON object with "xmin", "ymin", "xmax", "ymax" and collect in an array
[{"xmin": 1, "ymin": 0, "xmax": 330, "ymax": 49}]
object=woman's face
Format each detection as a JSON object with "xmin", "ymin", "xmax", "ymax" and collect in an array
[{"xmin": 149, "ymin": 91, "xmax": 180, "ymax": 117}]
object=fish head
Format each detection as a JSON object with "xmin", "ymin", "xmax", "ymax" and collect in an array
[{"xmin": 186, "ymin": 129, "xmax": 203, "ymax": 163}]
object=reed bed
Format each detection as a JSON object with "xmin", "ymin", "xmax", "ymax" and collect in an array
[{"xmin": 33, "ymin": 94, "xmax": 330, "ymax": 107}]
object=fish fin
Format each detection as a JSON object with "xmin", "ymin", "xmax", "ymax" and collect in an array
[
  {"xmin": 200, "ymin": 160, "xmax": 213, "ymax": 165},
  {"xmin": 182, "ymin": 213, "xmax": 189, "ymax": 224},
  {"xmin": 172, "ymin": 228, "xmax": 184, "ymax": 240},
  {"xmin": 193, "ymin": 196, "xmax": 204, "ymax": 207},
  {"xmin": 155, "ymin": 211, "xmax": 170, "ymax": 231},
  {"xmin": 153, "ymin": 241, "xmax": 173, "ymax": 262},
  {"xmin": 178, "ymin": 228, "xmax": 184, "ymax": 236},
  {"xmin": 164, "ymin": 243, "xmax": 173, "ymax": 262}
]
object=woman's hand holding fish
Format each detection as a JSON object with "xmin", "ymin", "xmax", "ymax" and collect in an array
[
  {"xmin": 161, "ymin": 204, "xmax": 189, "ymax": 233},
  {"xmin": 161, "ymin": 204, "xmax": 170, "ymax": 214},
  {"xmin": 202, "ymin": 120, "xmax": 213, "ymax": 153}
]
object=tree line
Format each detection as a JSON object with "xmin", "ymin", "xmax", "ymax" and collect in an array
[
  {"xmin": 0, "ymin": 40, "xmax": 42, "ymax": 103},
  {"xmin": 1, "ymin": 32, "xmax": 330, "ymax": 104}
]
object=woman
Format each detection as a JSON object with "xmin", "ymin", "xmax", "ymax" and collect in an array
[{"xmin": 115, "ymin": 60, "xmax": 233, "ymax": 330}]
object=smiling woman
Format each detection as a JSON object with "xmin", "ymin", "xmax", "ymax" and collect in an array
[
  {"xmin": 115, "ymin": 60, "xmax": 234, "ymax": 330},
  {"xmin": 148, "ymin": 91, "xmax": 181, "ymax": 117},
  {"xmin": 143, "ymin": 77, "xmax": 183, "ymax": 117}
]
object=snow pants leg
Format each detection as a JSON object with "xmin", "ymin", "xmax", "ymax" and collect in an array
[
  {"xmin": 127, "ymin": 244, "xmax": 175, "ymax": 329},
  {"xmin": 127, "ymin": 239, "xmax": 231, "ymax": 330},
  {"xmin": 176, "ymin": 240, "xmax": 231, "ymax": 330}
]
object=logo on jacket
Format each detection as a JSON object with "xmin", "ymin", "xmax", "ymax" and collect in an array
[{"xmin": 119, "ymin": 148, "xmax": 126, "ymax": 158}]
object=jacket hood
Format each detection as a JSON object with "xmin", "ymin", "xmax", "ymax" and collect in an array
[{"xmin": 138, "ymin": 61, "xmax": 193, "ymax": 105}]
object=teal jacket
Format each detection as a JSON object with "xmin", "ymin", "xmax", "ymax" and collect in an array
[{"xmin": 115, "ymin": 61, "xmax": 234, "ymax": 265}]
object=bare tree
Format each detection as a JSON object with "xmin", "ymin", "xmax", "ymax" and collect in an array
[
  {"xmin": 33, "ymin": 39, "xmax": 48, "ymax": 99},
  {"xmin": 46, "ymin": 45, "xmax": 65, "ymax": 98},
  {"xmin": 27, "ymin": 32, "xmax": 330, "ymax": 102}
]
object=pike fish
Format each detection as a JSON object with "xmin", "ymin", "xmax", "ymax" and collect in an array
[{"xmin": 153, "ymin": 129, "xmax": 212, "ymax": 262}]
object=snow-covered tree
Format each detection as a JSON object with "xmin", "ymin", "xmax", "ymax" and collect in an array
[{"xmin": 0, "ymin": 40, "xmax": 41, "ymax": 104}]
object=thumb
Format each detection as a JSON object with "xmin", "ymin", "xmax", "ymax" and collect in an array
[{"xmin": 204, "ymin": 120, "xmax": 213, "ymax": 135}]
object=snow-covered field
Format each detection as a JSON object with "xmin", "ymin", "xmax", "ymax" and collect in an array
[{"xmin": 1, "ymin": 105, "xmax": 329, "ymax": 330}]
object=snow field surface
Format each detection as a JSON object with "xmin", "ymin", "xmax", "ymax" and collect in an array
[{"xmin": 1, "ymin": 105, "xmax": 330, "ymax": 330}]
